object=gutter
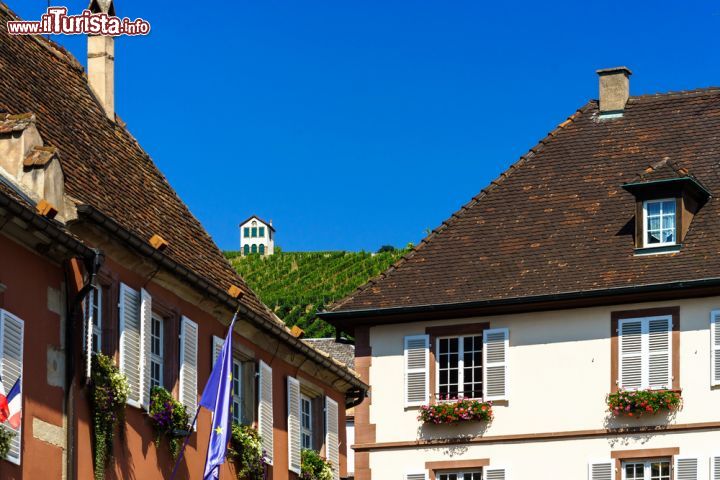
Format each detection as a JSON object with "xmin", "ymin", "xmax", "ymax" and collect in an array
[
  {"xmin": 75, "ymin": 204, "xmax": 368, "ymax": 392},
  {"xmin": 319, "ymin": 277, "xmax": 720, "ymax": 322}
]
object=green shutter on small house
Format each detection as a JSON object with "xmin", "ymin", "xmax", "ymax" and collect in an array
[
  {"xmin": 244, "ymin": 227, "xmax": 250, "ymax": 238},
  {"xmin": 251, "ymin": 244, "xmax": 257, "ymax": 253},
  {"xmin": 259, "ymin": 244, "xmax": 265, "ymax": 255},
  {"xmin": 259, "ymin": 227, "xmax": 265, "ymax": 237},
  {"xmin": 243, "ymin": 244, "xmax": 250, "ymax": 255},
  {"xmin": 251, "ymin": 227, "xmax": 257, "ymax": 237}
]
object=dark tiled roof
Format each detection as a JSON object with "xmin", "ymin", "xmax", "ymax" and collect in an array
[
  {"xmin": 331, "ymin": 87, "xmax": 720, "ymax": 313},
  {"xmin": 303, "ymin": 338, "xmax": 355, "ymax": 370},
  {"xmin": 0, "ymin": 3, "xmax": 275, "ymax": 325}
]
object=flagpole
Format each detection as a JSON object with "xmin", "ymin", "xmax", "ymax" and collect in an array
[{"xmin": 169, "ymin": 405, "xmax": 201, "ymax": 480}]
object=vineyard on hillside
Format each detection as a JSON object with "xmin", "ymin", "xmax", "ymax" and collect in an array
[{"xmin": 226, "ymin": 249, "xmax": 410, "ymax": 337}]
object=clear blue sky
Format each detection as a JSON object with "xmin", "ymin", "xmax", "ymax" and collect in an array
[{"xmin": 11, "ymin": 1, "xmax": 720, "ymax": 251}]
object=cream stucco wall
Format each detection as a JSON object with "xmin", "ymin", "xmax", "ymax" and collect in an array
[{"xmin": 365, "ymin": 296, "xmax": 720, "ymax": 474}]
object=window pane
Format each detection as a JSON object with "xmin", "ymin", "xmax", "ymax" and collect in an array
[{"xmin": 647, "ymin": 201, "xmax": 661, "ymax": 215}]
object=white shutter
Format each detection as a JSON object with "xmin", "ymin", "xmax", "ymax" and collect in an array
[
  {"xmin": 403, "ymin": 335, "xmax": 429, "ymax": 407},
  {"xmin": 325, "ymin": 396, "xmax": 340, "ymax": 480},
  {"xmin": 648, "ymin": 317, "xmax": 671, "ymax": 389},
  {"xmin": 286, "ymin": 376, "xmax": 301, "ymax": 474},
  {"xmin": 139, "ymin": 288, "xmax": 152, "ymax": 410},
  {"xmin": 83, "ymin": 290, "xmax": 94, "ymax": 380},
  {"xmin": 119, "ymin": 284, "xmax": 142, "ymax": 407},
  {"xmin": 212, "ymin": 335, "xmax": 224, "ymax": 366},
  {"xmin": 711, "ymin": 311, "xmax": 720, "ymax": 386},
  {"xmin": 179, "ymin": 316, "xmax": 198, "ymax": 418},
  {"xmin": 711, "ymin": 455, "xmax": 720, "ymax": 480},
  {"xmin": 619, "ymin": 319, "xmax": 643, "ymax": 390},
  {"xmin": 0, "ymin": 310, "xmax": 23, "ymax": 465},
  {"xmin": 588, "ymin": 460, "xmax": 615, "ymax": 480},
  {"xmin": 404, "ymin": 474, "xmax": 427, "ymax": 480},
  {"xmin": 483, "ymin": 328, "xmax": 509, "ymax": 401},
  {"xmin": 486, "ymin": 467, "xmax": 507, "ymax": 480},
  {"xmin": 675, "ymin": 456, "xmax": 700, "ymax": 480},
  {"xmin": 258, "ymin": 360, "xmax": 274, "ymax": 465}
]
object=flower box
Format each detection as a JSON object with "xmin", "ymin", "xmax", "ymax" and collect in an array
[
  {"xmin": 418, "ymin": 399, "xmax": 493, "ymax": 424},
  {"xmin": 607, "ymin": 389, "xmax": 682, "ymax": 417}
]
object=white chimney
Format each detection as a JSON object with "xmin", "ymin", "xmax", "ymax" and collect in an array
[
  {"xmin": 87, "ymin": 0, "xmax": 116, "ymax": 120},
  {"xmin": 596, "ymin": 66, "xmax": 632, "ymax": 116}
]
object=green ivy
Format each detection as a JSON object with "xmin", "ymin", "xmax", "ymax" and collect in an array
[
  {"xmin": 0, "ymin": 426, "xmax": 15, "ymax": 459},
  {"xmin": 228, "ymin": 423, "xmax": 266, "ymax": 479},
  {"xmin": 148, "ymin": 386, "xmax": 190, "ymax": 458},
  {"xmin": 88, "ymin": 353, "xmax": 129, "ymax": 480},
  {"xmin": 607, "ymin": 389, "xmax": 682, "ymax": 417},
  {"xmin": 300, "ymin": 449, "xmax": 333, "ymax": 480}
]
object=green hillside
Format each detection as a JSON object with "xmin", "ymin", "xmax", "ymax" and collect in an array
[{"xmin": 225, "ymin": 248, "xmax": 410, "ymax": 337}]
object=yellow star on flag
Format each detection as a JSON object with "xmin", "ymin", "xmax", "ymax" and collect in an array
[{"xmin": 214, "ymin": 426, "xmax": 223, "ymax": 435}]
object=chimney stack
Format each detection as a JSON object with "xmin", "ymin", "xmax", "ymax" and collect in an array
[
  {"xmin": 87, "ymin": 0, "xmax": 116, "ymax": 120},
  {"xmin": 596, "ymin": 66, "xmax": 632, "ymax": 116}
]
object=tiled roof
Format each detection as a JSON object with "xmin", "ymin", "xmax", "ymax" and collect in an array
[
  {"xmin": 303, "ymin": 338, "xmax": 355, "ymax": 370},
  {"xmin": 330, "ymin": 87, "xmax": 720, "ymax": 313},
  {"xmin": 0, "ymin": 3, "xmax": 275, "ymax": 325}
]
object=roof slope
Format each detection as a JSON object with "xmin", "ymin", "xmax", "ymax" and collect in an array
[
  {"xmin": 331, "ymin": 88, "xmax": 720, "ymax": 313},
  {"xmin": 303, "ymin": 338, "xmax": 354, "ymax": 370},
  {"xmin": 0, "ymin": 3, "xmax": 272, "ymax": 322}
]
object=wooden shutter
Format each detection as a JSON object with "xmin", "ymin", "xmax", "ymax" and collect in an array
[
  {"xmin": 711, "ymin": 455, "xmax": 720, "ymax": 480},
  {"xmin": 486, "ymin": 467, "xmax": 507, "ymax": 480},
  {"xmin": 0, "ymin": 310, "xmax": 23, "ymax": 465},
  {"xmin": 139, "ymin": 288, "xmax": 152, "ymax": 410},
  {"xmin": 403, "ymin": 335, "xmax": 429, "ymax": 407},
  {"xmin": 83, "ymin": 290, "xmax": 94, "ymax": 380},
  {"xmin": 325, "ymin": 396, "xmax": 340, "ymax": 480},
  {"xmin": 483, "ymin": 328, "xmax": 509, "ymax": 401},
  {"xmin": 712, "ymin": 311, "xmax": 720, "ymax": 386},
  {"xmin": 286, "ymin": 376, "xmax": 301, "ymax": 474},
  {"xmin": 212, "ymin": 335, "xmax": 224, "ymax": 365},
  {"xmin": 618, "ymin": 319, "xmax": 643, "ymax": 390},
  {"xmin": 119, "ymin": 284, "xmax": 142, "ymax": 407},
  {"xmin": 648, "ymin": 316, "xmax": 671, "ymax": 389},
  {"xmin": 179, "ymin": 316, "xmax": 199, "ymax": 417},
  {"xmin": 258, "ymin": 360, "xmax": 274, "ymax": 465},
  {"xmin": 405, "ymin": 474, "xmax": 427, "ymax": 480},
  {"xmin": 675, "ymin": 456, "xmax": 699, "ymax": 480},
  {"xmin": 588, "ymin": 460, "xmax": 614, "ymax": 480}
]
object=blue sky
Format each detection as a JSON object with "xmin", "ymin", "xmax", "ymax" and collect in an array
[{"xmin": 10, "ymin": 1, "xmax": 720, "ymax": 251}]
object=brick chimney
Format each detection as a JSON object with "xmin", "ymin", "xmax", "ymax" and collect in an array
[
  {"xmin": 596, "ymin": 66, "xmax": 632, "ymax": 116},
  {"xmin": 87, "ymin": 0, "xmax": 116, "ymax": 120}
]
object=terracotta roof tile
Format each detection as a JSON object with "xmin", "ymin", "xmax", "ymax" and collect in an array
[{"xmin": 331, "ymin": 88, "xmax": 720, "ymax": 313}]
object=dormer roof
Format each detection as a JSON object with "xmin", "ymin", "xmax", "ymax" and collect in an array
[{"xmin": 622, "ymin": 157, "xmax": 710, "ymax": 203}]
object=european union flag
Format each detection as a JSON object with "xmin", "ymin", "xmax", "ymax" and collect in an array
[{"xmin": 200, "ymin": 315, "xmax": 236, "ymax": 480}]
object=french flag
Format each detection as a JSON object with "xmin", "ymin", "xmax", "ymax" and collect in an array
[
  {"xmin": 0, "ymin": 377, "xmax": 8, "ymax": 423},
  {"xmin": 6, "ymin": 378, "xmax": 21, "ymax": 430}
]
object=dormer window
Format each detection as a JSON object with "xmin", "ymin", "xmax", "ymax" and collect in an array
[
  {"xmin": 622, "ymin": 159, "xmax": 710, "ymax": 254},
  {"xmin": 643, "ymin": 199, "xmax": 676, "ymax": 247}
]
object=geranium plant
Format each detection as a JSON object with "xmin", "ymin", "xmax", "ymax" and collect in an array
[
  {"xmin": 607, "ymin": 389, "xmax": 682, "ymax": 417},
  {"xmin": 418, "ymin": 399, "xmax": 493, "ymax": 424},
  {"xmin": 0, "ymin": 426, "xmax": 15, "ymax": 459},
  {"xmin": 300, "ymin": 449, "xmax": 333, "ymax": 480},
  {"xmin": 148, "ymin": 386, "xmax": 190, "ymax": 458},
  {"xmin": 228, "ymin": 423, "xmax": 267, "ymax": 480},
  {"xmin": 88, "ymin": 353, "xmax": 129, "ymax": 480}
]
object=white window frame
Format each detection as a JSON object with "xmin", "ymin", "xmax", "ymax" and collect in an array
[
  {"xmin": 618, "ymin": 315, "xmax": 672, "ymax": 391},
  {"xmin": 437, "ymin": 471, "xmax": 483, "ymax": 480},
  {"xmin": 620, "ymin": 458, "xmax": 671, "ymax": 480},
  {"xmin": 300, "ymin": 393, "xmax": 313, "ymax": 450},
  {"xmin": 149, "ymin": 313, "xmax": 163, "ymax": 389},
  {"xmin": 435, "ymin": 334, "xmax": 483, "ymax": 401},
  {"xmin": 231, "ymin": 358, "xmax": 243, "ymax": 424},
  {"xmin": 643, "ymin": 198, "xmax": 677, "ymax": 248}
]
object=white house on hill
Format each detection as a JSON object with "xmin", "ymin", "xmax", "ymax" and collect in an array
[{"xmin": 240, "ymin": 215, "xmax": 275, "ymax": 255}]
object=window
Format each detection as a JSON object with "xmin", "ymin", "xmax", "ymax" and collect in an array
[
  {"xmin": 437, "ymin": 335, "xmax": 482, "ymax": 399},
  {"xmin": 251, "ymin": 227, "xmax": 257, "ymax": 237},
  {"xmin": 85, "ymin": 284, "xmax": 102, "ymax": 354},
  {"xmin": 259, "ymin": 244, "xmax": 265, "ymax": 255},
  {"xmin": 232, "ymin": 358, "xmax": 242, "ymax": 424},
  {"xmin": 438, "ymin": 472, "xmax": 482, "ymax": 480},
  {"xmin": 243, "ymin": 244, "xmax": 250, "ymax": 255},
  {"xmin": 259, "ymin": 227, "xmax": 265, "ymax": 237},
  {"xmin": 244, "ymin": 227, "xmax": 250, "ymax": 238},
  {"xmin": 643, "ymin": 199, "xmax": 676, "ymax": 247},
  {"xmin": 622, "ymin": 459, "xmax": 670, "ymax": 480},
  {"xmin": 150, "ymin": 313, "xmax": 163, "ymax": 389},
  {"xmin": 251, "ymin": 244, "xmax": 257, "ymax": 254},
  {"xmin": 300, "ymin": 394, "xmax": 312, "ymax": 450},
  {"xmin": 618, "ymin": 315, "xmax": 672, "ymax": 390}
]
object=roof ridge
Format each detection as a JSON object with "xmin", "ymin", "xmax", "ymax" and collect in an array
[
  {"xmin": 328, "ymin": 102, "xmax": 592, "ymax": 312},
  {"xmin": 627, "ymin": 86, "xmax": 720, "ymax": 100}
]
